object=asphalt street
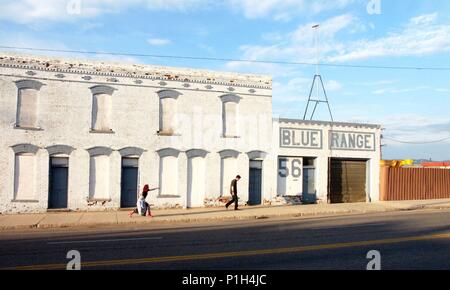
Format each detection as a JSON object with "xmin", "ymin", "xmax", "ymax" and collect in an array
[{"xmin": 1, "ymin": 209, "xmax": 450, "ymax": 270}]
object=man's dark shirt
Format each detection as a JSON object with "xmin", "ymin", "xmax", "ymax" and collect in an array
[{"xmin": 230, "ymin": 179, "xmax": 238, "ymax": 195}]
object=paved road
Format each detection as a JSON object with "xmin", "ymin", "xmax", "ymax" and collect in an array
[{"xmin": 1, "ymin": 209, "xmax": 450, "ymax": 270}]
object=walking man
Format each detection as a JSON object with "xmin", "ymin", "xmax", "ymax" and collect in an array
[{"xmin": 226, "ymin": 175, "xmax": 241, "ymax": 210}]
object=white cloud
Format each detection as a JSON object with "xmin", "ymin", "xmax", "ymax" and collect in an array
[
  {"xmin": 228, "ymin": 0, "xmax": 355, "ymax": 21},
  {"xmin": 227, "ymin": 13, "xmax": 450, "ymax": 69},
  {"xmin": 372, "ymin": 85, "xmax": 450, "ymax": 95},
  {"xmin": 328, "ymin": 13, "xmax": 450, "ymax": 62},
  {"xmin": 0, "ymin": 0, "xmax": 210, "ymax": 24},
  {"xmin": 147, "ymin": 38, "xmax": 171, "ymax": 46},
  {"xmin": 326, "ymin": 80, "xmax": 342, "ymax": 91},
  {"xmin": 379, "ymin": 115, "xmax": 450, "ymax": 146},
  {"xmin": 225, "ymin": 13, "xmax": 356, "ymax": 72},
  {"xmin": 0, "ymin": 0, "xmax": 355, "ymax": 24}
]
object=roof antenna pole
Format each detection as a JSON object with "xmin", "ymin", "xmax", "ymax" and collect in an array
[{"xmin": 303, "ymin": 24, "xmax": 334, "ymax": 123}]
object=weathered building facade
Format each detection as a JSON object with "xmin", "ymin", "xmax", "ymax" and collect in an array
[
  {"xmin": 273, "ymin": 119, "xmax": 381, "ymax": 204},
  {"xmin": 0, "ymin": 54, "xmax": 273, "ymax": 213},
  {"xmin": 0, "ymin": 53, "xmax": 381, "ymax": 214}
]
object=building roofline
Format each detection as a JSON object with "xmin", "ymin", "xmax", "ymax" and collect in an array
[
  {"xmin": 0, "ymin": 52, "xmax": 272, "ymax": 89},
  {"xmin": 276, "ymin": 118, "xmax": 382, "ymax": 129}
]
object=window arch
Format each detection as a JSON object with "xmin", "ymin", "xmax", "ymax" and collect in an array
[
  {"xmin": 157, "ymin": 90, "xmax": 182, "ymax": 135},
  {"xmin": 46, "ymin": 145, "xmax": 75, "ymax": 156},
  {"xmin": 15, "ymin": 80, "xmax": 45, "ymax": 129},
  {"xmin": 219, "ymin": 94, "xmax": 241, "ymax": 137}
]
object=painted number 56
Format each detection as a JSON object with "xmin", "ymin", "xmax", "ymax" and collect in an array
[{"xmin": 279, "ymin": 158, "xmax": 302, "ymax": 178}]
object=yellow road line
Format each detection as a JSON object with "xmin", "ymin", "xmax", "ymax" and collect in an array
[{"xmin": 4, "ymin": 232, "xmax": 450, "ymax": 270}]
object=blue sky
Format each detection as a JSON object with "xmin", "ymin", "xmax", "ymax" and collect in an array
[{"xmin": 0, "ymin": 0, "xmax": 449, "ymax": 160}]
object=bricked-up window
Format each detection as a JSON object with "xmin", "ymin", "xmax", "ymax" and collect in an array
[
  {"xmin": 219, "ymin": 94, "xmax": 241, "ymax": 138},
  {"xmin": 90, "ymin": 86, "xmax": 115, "ymax": 132},
  {"xmin": 88, "ymin": 147, "xmax": 113, "ymax": 201},
  {"xmin": 219, "ymin": 150, "xmax": 240, "ymax": 196},
  {"xmin": 89, "ymin": 155, "xmax": 110, "ymax": 200},
  {"xmin": 157, "ymin": 90, "xmax": 182, "ymax": 135},
  {"xmin": 157, "ymin": 149, "xmax": 180, "ymax": 196},
  {"xmin": 15, "ymin": 80, "xmax": 44, "ymax": 129},
  {"xmin": 14, "ymin": 153, "xmax": 37, "ymax": 201}
]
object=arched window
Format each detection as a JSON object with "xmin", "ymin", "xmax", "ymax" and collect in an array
[
  {"xmin": 90, "ymin": 86, "xmax": 115, "ymax": 132},
  {"xmin": 11, "ymin": 144, "xmax": 40, "ymax": 201},
  {"xmin": 219, "ymin": 94, "xmax": 241, "ymax": 137},
  {"xmin": 88, "ymin": 147, "xmax": 113, "ymax": 200},
  {"xmin": 158, "ymin": 90, "xmax": 182, "ymax": 135},
  {"xmin": 157, "ymin": 148, "xmax": 180, "ymax": 196},
  {"xmin": 219, "ymin": 150, "xmax": 240, "ymax": 196},
  {"xmin": 15, "ymin": 80, "xmax": 44, "ymax": 129}
]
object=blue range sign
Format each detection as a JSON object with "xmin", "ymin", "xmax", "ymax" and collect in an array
[
  {"xmin": 280, "ymin": 128, "xmax": 323, "ymax": 149},
  {"xmin": 329, "ymin": 131, "xmax": 376, "ymax": 151}
]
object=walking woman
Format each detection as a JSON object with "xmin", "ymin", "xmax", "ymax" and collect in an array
[{"xmin": 129, "ymin": 184, "xmax": 158, "ymax": 217}]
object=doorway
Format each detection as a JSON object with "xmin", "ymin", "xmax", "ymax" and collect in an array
[
  {"xmin": 249, "ymin": 160, "xmax": 263, "ymax": 205},
  {"xmin": 48, "ymin": 157, "xmax": 69, "ymax": 209},
  {"xmin": 121, "ymin": 158, "xmax": 139, "ymax": 208},
  {"xmin": 329, "ymin": 159, "xmax": 367, "ymax": 203},
  {"xmin": 302, "ymin": 157, "xmax": 316, "ymax": 204}
]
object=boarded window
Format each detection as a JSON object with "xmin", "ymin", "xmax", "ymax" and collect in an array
[
  {"xmin": 17, "ymin": 88, "xmax": 38, "ymax": 128},
  {"xmin": 159, "ymin": 98, "xmax": 177, "ymax": 134},
  {"xmin": 160, "ymin": 156, "xmax": 178, "ymax": 195},
  {"xmin": 89, "ymin": 155, "xmax": 110, "ymax": 200},
  {"xmin": 92, "ymin": 93, "xmax": 112, "ymax": 131},
  {"xmin": 14, "ymin": 153, "xmax": 37, "ymax": 200},
  {"xmin": 187, "ymin": 157, "xmax": 206, "ymax": 208},
  {"xmin": 223, "ymin": 102, "xmax": 238, "ymax": 137},
  {"xmin": 221, "ymin": 157, "xmax": 238, "ymax": 196}
]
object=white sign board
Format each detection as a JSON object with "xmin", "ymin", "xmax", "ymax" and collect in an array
[
  {"xmin": 280, "ymin": 128, "xmax": 323, "ymax": 149},
  {"xmin": 329, "ymin": 131, "xmax": 376, "ymax": 151}
]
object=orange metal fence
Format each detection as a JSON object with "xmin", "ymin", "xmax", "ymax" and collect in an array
[{"xmin": 380, "ymin": 167, "xmax": 450, "ymax": 201}]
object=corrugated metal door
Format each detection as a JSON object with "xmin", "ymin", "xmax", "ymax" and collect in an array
[{"xmin": 330, "ymin": 159, "xmax": 367, "ymax": 203}]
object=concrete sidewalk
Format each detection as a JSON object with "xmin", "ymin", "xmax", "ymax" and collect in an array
[{"xmin": 2, "ymin": 199, "xmax": 450, "ymax": 230}]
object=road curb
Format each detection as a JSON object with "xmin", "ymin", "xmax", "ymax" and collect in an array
[{"xmin": 1, "ymin": 204, "xmax": 450, "ymax": 231}]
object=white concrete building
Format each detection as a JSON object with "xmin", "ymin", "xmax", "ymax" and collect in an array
[
  {"xmin": 272, "ymin": 118, "xmax": 381, "ymax": 204},
  {"xmin": 0, "ymin": 53, "xmax": 381, "ymax": 214},
  {"xmin": 0, "ymin": 53, "xmax": 273, "ymax": 213}
]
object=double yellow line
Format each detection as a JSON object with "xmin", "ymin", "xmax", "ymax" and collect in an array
[{"xmin": 4, "ymin": 231, "xmax": 450, "ymax": 270}]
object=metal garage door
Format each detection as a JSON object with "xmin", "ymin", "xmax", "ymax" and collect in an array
[{"xmin": 330, "ymin": 159, "xmax": 367, "ymax": 203}]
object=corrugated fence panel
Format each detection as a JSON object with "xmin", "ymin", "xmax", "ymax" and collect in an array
[{"xmin": 381, "ymin": 167, "xmax": 450, "ymax": 201}]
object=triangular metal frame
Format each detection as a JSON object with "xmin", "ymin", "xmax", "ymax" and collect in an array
[{"xmin": 303, "ymin": 74, "xmax": 334, "ymax": 122}]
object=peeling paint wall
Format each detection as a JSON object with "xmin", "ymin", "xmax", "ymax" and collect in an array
[{"xmin": 0, "ymin": 53, "xmax": 273, "ymax": 213}]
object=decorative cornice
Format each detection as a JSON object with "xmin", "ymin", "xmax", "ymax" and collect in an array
[
  {"xmin": 87, "ymin": 146, "xmax": 114, "ymax": 156},
  {"xmin": 157, "ymin": 148, "xmax": 181, "ymax": 158},
  {"xmin": 15, "ymin": 79, "xmax": 45, "ymax": 90},
  {"xmin": 90, "ymin": 85, "xmax": 116, "ymax": 96},
  {"xmin": 119, "ymin": 147, "xmax": 145, "ymax": 157},
  {"xmin": 277, "ymin": 118, "xmax": 381, "ymax": 130},
  {"xmin": 0, "ymin": 54, "xmax": 272, "ymax": 90},
  {"xmin": 46, "ymin": 145, "xmax": 75, "ymax": 156},
  {"xmin": 11, "ymin": 144, "xmax": 40, "ymax": 154},
  {"xmin": 186, "ymin": 149, "xmax": 209, "ymax": 159},
  {"xmin": 219, "ymin": 150, "xmax": 240, "ymax": 159}
]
